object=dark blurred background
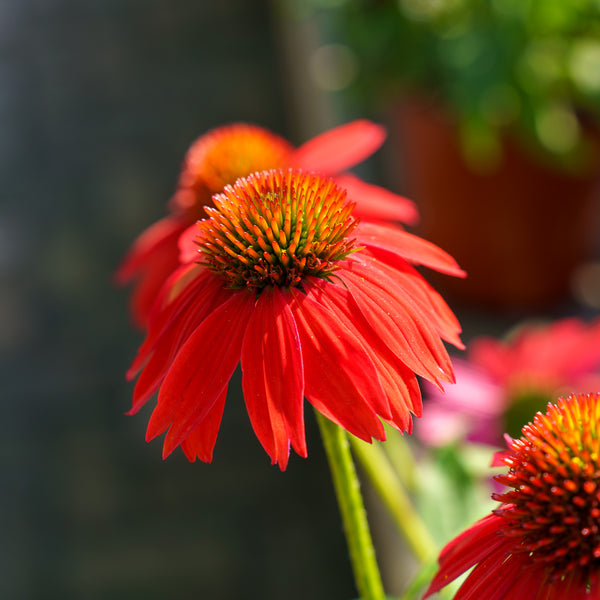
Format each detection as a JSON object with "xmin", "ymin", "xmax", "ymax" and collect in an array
[
  {"xmin": 1, "ymin": 2, "xmax": 358, "ymax": 599},
  {"xmin": 4, "ymin": 1, "xmax": 600, "ymax": 599}
]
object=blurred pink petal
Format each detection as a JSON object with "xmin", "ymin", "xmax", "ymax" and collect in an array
[
  {"xmin": 418, "ymin": 359, "xmax": 503, "ymax": 446},
  {"xmin": 419, "ymin": 316, "xmax": 600, "ymax": 447}
]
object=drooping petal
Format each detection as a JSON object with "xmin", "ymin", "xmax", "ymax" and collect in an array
[
  {"xmin": 341, "ymin": 261, "xmax": 456, "ymax": 386},
  {"xmin": 350, "ymin": 251, "xmax": 462, "ymax": 355},
  {"xmin": 127, "ymin": 250, "xmax": 182, "ymax": 329},
  {"xmin": 180, "ymin": 388, "xmax": 227, "ymax": 463},
  {"xmin": 304, "ymin": 281, "xmax": 391, "ymax": 421},
  {"xmin": 425, "ymin": 513, "xmax": 507, "ymax": 597},
  {"xmin": 115, "ymin": 215, "xmax": 188, "ymax": 327},
  {"xmin": 356, "ymin": 221, "xmax": 466, "ymax": 277},
  {"xmin": 545, "ymin": 572, "xmax": 589, "ymax": 600},
  {"xmin": 307, "ymin": 278, "xmax": 423, "ymax": 429},
  {"xmin": 127, "ymin": 266, "xmax": 222, "ymax": 380},
  {"xmin": 241, "ymin": 286, "xmax": 306, "ymax": 469},
  {"xmin": 587, "ymin": 573, "xmax": 600, "ymax": 598},
  {"xmin": 291, "ymin": 120, "xmax": 386, "ymax": 174},
  {"xmin": 178, "ymin": 223, "xmax": 201, "ymax": 264},
  {"xmin": 378, "ymin": 366, "xmax": 421, "ymax": 430},
  {"xmin": 242, "ymin": 287, "xmax": 307, "ymax": 470},
  {"xmin": 289, "ymin": 287, "xmax": 386, "ymax": 442},
  {"xmin": 491, "ymin": 441, "xmax": 514, "ymax": 466},
  {"xmin": 333, "ymin": 172, "xmax": 419, "ymax": 225},
  {"xmin": 115, "ymin": 215, "xmax": 186, "ymax": 283},
  {"xmin": 128, "ymin": 272, "xmax": 229, "ymax": 413},
  {"xmin": 353, "ymin": 248, "xmax": 464, "ymax": 349},
  {"xmin": 453, "ymin": 548, "xmax": 524, "ymax": 600},
  {"xmin": 146, "ymin": 290, "xmax": 255, "ymax": 457},
  {"xmin": 504, "ymin": 568, "xmax": 549, "ymax": 600}
]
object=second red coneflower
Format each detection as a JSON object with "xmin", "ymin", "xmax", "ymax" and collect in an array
[
  {"xmin": 127, "ymin": 169, "xmax": 464, "ymax": 469},
  {"xmin": 426, "ymin": 392, "xmax": 600, "ymax": 599}
]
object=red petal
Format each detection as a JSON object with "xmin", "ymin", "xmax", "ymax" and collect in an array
[
  {"xmin": 380, "ymin": 364, "xmax": 421, "ymax": 430},
  {"xmin": 289, "ymin": 287, "xmax": 386, "ymax": 442},
  {"xmin": 452, "ymin": 547, "xmax": 523, "ymax": 600},
  {"xmin": 354, "ymin": 248, "xmax": 464, "ymax": 349},
  {"xmin": 333, "ymin": 172, "xmax": 419, "ymax": 225},
  {"xmin": 115, "ymin": 215, "xmax": 188, "ymax": 327},
  {"xmin": 425, "ymin": 514, "xmax": 506, "ymax": 597},
  {"xmin": 180, "ymin": 388, "xmax": 227, "ymax": 463},
  {"xmin": 127, "ymin": 248, "xmax": 183, "ymax": 330},
  {"xmin": 241, "ymin": 287, "xmax": 306, "ymax": 469},
  {"xmin": 291, "ymin": 120, "xmax": 386, "ymax": 175},
  {"xmin": 115, "ymin": 215, "xmax": 186, "ymax": 283},
  {"xmin": 146, "ymin": 290, "xmax": 254, "ymax": 457},
  {"xmin": 352, "ymin": 250, "xmax": 462, "ymax": 351},
  {"xmin": 314, "ymin": 281, "xmax": 423, "ymax": 430},
  {"xmin": 502, "ymin": 569, "xmax": 548, "ymax": 600},
  {"xmin": 341, "ymin": 261, "xmax": 455, "ymax": 386},
  {"xmin": 537, "ymin": 572, "xmax": 582, "ymax": 600},
  {"xmin": 356, "ymin": 221, "xmax": 466, "ymax": 277},
  {"xmin": 308, "ymin": 279, "xmax": 425, "ymax": 428},
  {"xmin": 128, "ymin": 272, "xmax": 228, "ymax": 413},
  {"xmin": 127, "ymin": 266, "xmax": 222, "ymax": 380},
  {"xmin": 491, "ymin": 444, "xmax": 513, "ymax": 467},
  {"xmin": 587, "ymin": 573, "xmax": 600, "ymax": 598},
  {"xmin": 178, "ymin": 223, "xmax": 200, "ymax": 264}
]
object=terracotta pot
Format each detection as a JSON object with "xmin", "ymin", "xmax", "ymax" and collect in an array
[{"xmin": 391, "ymin": 98, "xmax": 600, "ymax": 311}]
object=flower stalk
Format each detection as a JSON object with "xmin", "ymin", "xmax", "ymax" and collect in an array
[
  {"xmin": 350, "ymin": 436, "xmax": 437, "ymax": 564},
  {"xmin": 316, "ymin": 411, "xmax": 386, "ymax": 600}
]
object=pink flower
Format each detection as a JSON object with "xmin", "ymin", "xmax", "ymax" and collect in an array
[
  {"xmin": 417, "ymin": 358, "xmax": 504, "ymax": 446},
  {"xmin": 471, "ymin": 317, "xmax": 600, "ymax": 396},
  {"xmin": 418, "ymin": 317, "xmax": 600, "ymax": 446},
  {"xmin": 115, "ymin": 121, "xmax": 418, "ymax": 328}
]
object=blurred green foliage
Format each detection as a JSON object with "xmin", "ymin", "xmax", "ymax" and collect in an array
[{"xmin": 325, "ymin": 0, "xmax": 600, "ymax": 164}]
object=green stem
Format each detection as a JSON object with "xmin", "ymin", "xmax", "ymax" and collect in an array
[
  {"xmin": 350, "ymin": 436, "xmax": 437, "ymax": 564},
  {"xmin": 382, "ymin": 423, "xmax": 418, "ymax": 491},
  {"xmin": 316, "ymin": 411, "xmax": 386, "ymax": 600},
  {"xmin": 400, "ymin": 559, "xmax": 441, "ymax": 600}
]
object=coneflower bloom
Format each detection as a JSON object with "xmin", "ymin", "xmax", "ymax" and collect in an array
[
  {"xmin": 116, "ymin": 121, "xmax": 418, "ymax": 327},
  {"xmin": 418, "ymin": 317, "xmax": 600, "ymax": 447},
  {"xmin": 126, "ymin": 169, "xmax": 463, "ymax": 469},
  {"xmin": 426, "ymin": 393, "xmax": 600, "ymax": 599}
]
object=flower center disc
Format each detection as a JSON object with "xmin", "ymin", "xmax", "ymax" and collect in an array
[
  {"xmin": 494, "ymin": 393, "xmax": 600, "ymax": 583},
  {"xmin": 196, "ymin": 169, "xmax": 358, "ymax": 289},
  {"xmin": 170, "ymin": 124, "xmax": 294, "ymax": 219}
]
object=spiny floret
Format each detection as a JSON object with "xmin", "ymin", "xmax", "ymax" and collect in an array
[
  {"xmin": 196, "ymin": 169, "xmax": 359, "ymax": 289},
  {"xmin": 493, "ymin": 393, "xmax": 600, "ymax": 582}
]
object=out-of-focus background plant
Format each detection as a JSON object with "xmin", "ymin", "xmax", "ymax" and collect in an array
[
  {"xmin": 418, "ymin": 315, "xmax": 600, "ymax": 446},
  {"xmin": 310, "ymin": 0, "xmax": 600, "ymax": 311},
  {"xmin": 5, "ymin": 0, "xmax": 600, "ymax": 598},
  {"xmin": 336, "ymin": 0, "xmax": 600, "ymax": 167},
  {"xmin": 1, "ymin": 3, "xmax": 359, "ymax": 599}
]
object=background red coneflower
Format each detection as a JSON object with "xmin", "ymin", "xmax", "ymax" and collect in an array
[{"xmin": 115, "ymin": 121, "xmax": 419, "ymax": 328}]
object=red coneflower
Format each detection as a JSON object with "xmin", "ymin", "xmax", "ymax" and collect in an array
[
  {"xmin": 126, "ymin": 169, "xmax": 463, "ymax": 469},
  {"xmin": 425, "ymin": 392, "xmax": 600, "ymax": 599},
  {"xmin": 116, "ymin": 121, "xmax": 418, "ymax": 327}
]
